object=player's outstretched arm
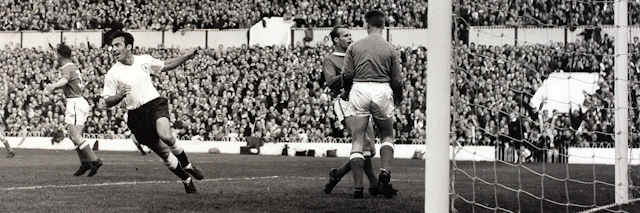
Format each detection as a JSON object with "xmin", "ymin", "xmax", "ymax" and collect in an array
[
  {"xmin": 161, "ymin": 47, "xmax": 199, "ymax": 72},
  {"xmin": 44, "ymin": 78, "xmax": 69, "ymax": 93}
]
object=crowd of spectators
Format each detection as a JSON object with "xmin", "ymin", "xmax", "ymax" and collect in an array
[
  {"xmin": 458, "ymin": 0, "xmax": 617, "ymax": 27},
  {"xmin": 0, "ymin": 41, "xmax": 427, "ymax": 143},
  {"xmin": 2, "ymin": 0, "xmax": 640, "ymax": 146},
  {"xmin": 5, "ymin": 0, "xmax": 640, "ymax": 32},
  {"xmin": 0, "ymin": 0, "xmax": 427, "ymax": 31},
  {"xmin": 3, "ymin": 31, "xmax": 639, "ymax": 147},
  {"xmin": 453, "ymin": 33, "xmax": 640, "ymax": 150}
]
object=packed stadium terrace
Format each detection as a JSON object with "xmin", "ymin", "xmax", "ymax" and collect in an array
[
  {"xmin": 3, "ymin": 0, "xmax": 640, "ymax": 31},
  {"xmin": 2, "ymin": 0, "xmax": 640, "ymax": 146},
  {"xmin": 454, "ymin": 35, "xmax": 640, "ymax": 148},
  {"xmin": 0, "ymin": 0, "xmax": 427, "ymax": 31},
  {"xmin": 2, "ymin": 33, "xmax": 639, "ymax": 146},
  {"xmin": 0, "ymin": 42, "xmax": 426, "ymax": 143}
]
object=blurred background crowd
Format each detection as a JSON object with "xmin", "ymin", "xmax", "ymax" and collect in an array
[
  {"xmin": 1, "ymin": 0, "xmax": 640, "ymax": 147},
  {"xmin": 0, "ymin": 42, "xmax": 427, "ymax": 143},
  {"xmin": 4, "ymin": 0, "xmax": 640, "ymax": 31}
]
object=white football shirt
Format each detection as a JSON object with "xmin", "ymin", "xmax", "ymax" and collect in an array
[{"xmin": 102, "ymin": 55, "xmax": 164, "ymax": 110}]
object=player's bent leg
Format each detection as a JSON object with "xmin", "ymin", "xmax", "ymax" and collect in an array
[
  {"xmin": 373, "ymin": 118, "xmax": 395, "ymax": 172},
  {"xmin": 364, "ymin": 117, "xmax": 376, "ymax": 157},
  {"xmin": 1, "ymin": 133, "xmax": 15, "ymax": 158},
  {"xmin": 69, "ymin": 124, "xmax": 102, "ymax": 176},
  {"xmin": 345, "ymin": 116, "xmax": 368, "ymax": 198},
  {"xmin": 2, "ymin": 138, "xmax": 15, "ymax": 158},
  {"xmin": 363, "ymin": 155, "xmax": 381, "ymax": 196},
  {"xmin": 324, "ymin": 160, "xmax": 350, "ymax": 194},
  {"xmin": 350, "ymin": 152, "xmax": 365, "ymax": 199},
  {"xmin": 373, "ymin": 117, "xmax": 398, "ymax": 198},
  {"xmin": 73, "ymin": 141, "xmax": 93, "ymax": 176},
  {"xmin": 362, "ymin": 118, "xmax": 380, "ymax": 195},
  {"xmin": 148, "ymin": 141, "xmax": 196, "ymax": 194},
  {"xmin": 132, "ymin": 135, "xmax": 147, "ymax": 155},
  {"xmin": 156, "ymin": 117, "xmax": 204, "ymax": 180}
]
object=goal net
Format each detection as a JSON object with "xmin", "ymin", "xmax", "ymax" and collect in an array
[{"xmin": 447, "ymin": 0, "xmax": 640, "ymax": 212}]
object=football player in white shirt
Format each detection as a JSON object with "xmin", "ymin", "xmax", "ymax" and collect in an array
[{"xmin": 102, "ymin": 31, "xmax": 203, "ymax": 194}]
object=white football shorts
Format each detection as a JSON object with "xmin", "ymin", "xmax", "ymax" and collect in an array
[
  {"xmin": 344, "ymin": 82, "xmax": 395, "ymax": 120},
  {"xmin": 65, "ymin": 97, "xmax": 91, "ymax": 125}
]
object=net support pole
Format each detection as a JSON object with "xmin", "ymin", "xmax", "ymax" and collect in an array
[
  {"xmin": 425, "ymin": 0, "xmax": 452, "ymax": 212},
  {"xmin": 614, "ymin": 0, "xmax": 629, "ymax": 204}
]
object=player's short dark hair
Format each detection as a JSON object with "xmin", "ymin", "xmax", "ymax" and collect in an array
[
  {"xmin": 329, "ymin": 25, "xmax": 349, "ymax": 44},
  {"xmin": 57, "ymin": 43, "xmax": 72, "ymax": 58},
  {"xmin": 110, "ymin": 30, "xmax": 135, "ymax": 48},
  {"xmin": 365, "ymin": 10, "xmax": 385, "ymax": 28}
]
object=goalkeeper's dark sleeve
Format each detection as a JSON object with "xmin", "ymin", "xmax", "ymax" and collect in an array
[{"xmin": 389, "ymin": 50, "xmax": 404, "ymax": 104}]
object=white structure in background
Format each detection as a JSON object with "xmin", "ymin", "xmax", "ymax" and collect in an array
[{"xmin": 530, "ymin": 72, "xmax": 601, "ymax": 117}]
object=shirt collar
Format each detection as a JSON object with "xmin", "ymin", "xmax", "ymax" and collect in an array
[{"xmin": 60, "ymin": 62, "xmax": 74, "ymax": 70}]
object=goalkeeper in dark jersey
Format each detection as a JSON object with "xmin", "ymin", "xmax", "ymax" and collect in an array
[{"xmin": 322, "ymin": 25, "xmax": 382, "ymax": 198}]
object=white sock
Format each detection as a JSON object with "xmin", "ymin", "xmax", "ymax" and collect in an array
[
  {"xmin": 182, "ymin": 177, "xmax": 192, "ymax": 184},
  {"xmin": 183, "ymin": 163, "xmax": 193, "ymax": 170}
]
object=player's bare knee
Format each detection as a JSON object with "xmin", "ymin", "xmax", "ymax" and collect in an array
[
  {"xmin": 155, "ymin": 148, "xmax": 171, "ymax": 159},
  {"xmin": 158, "ymin": 133, "xmax": 175, "ymax": 145}
]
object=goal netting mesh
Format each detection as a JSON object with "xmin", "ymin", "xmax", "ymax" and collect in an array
[{"xmin": 449, "ymin": 0, "xmax": 640, "ymax": 212}]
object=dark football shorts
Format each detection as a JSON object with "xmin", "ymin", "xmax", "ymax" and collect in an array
[{"xmin": 127, "ymin": 97, "xmax": 170, "ymax": 146}]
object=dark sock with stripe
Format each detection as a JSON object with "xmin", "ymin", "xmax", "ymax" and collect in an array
[
  {"xmin": 170, "ymin": 162, "xmax": 191, "ymax": 180},
  {"xmin": 174, "ymin": 151, "xmax": 191, "ymax": 168},
  {"xmin": 350, "ymin": 157, "xmax": 365, "ymax": 189},
  {"xmin": 75, "ymin": 148, "xmax": 90, "ymax": 163},
  {"xmin": 380, "ymin": 145, "xmax": 394, "ymax": 174},
  {"xmin": 79, "ymin": 141, "xmax": 98, "ymax": 162}
]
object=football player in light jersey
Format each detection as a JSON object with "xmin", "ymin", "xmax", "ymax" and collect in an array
[
  {"xmin": 45, "ymin": 43, "xmax": 103, "ymax": 176},
  {"xmin": 102, "ymin": 31, "xmax": 203, "ymax": 194},
  {"xmin": 321, "ymin": 25, "xmax": 381, "ymax": 197}
]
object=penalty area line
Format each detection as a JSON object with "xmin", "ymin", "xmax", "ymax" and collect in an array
[
  {"xmin": 2, "ymin": 176, "xmax": 422, "ymax": 191},
  {"xmin": 1, "ymin": 176, "xmax": 282, "ymax": 191}
]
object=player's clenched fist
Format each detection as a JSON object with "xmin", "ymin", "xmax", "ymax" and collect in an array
[
  {"xmin": 120, "ymin": 84, "xmax": 132, "ymax": 97},
  {"xmin": 44, "ymin": 84, "xmax": 55, "ymax": 93},
  {"xmin": 185, "ymin": 47, "xmax": 200, "ymax": 58}
]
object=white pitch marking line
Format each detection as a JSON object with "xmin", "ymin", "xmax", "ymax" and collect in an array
[{"xmin": 1, "ymin": 176, "xmax": 423, "ymax": 191}]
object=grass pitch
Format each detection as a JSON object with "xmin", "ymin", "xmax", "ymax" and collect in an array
[
  {"xmin": 5, "ymin": 148, "xmax": 640, "ymax": 212},
  {"xmin": 0, "ymin": 149, "xmax": 424, "ymax": 213}
]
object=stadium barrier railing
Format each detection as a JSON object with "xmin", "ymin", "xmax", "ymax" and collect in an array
[{"xmin": 0, "ymin": 28, "xmax": 429, "ymax": 50}]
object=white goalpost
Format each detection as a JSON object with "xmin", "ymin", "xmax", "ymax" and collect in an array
[
  {"xmin": 613, "ymin": 0, "xmax": 629, "ymax": 204},
  {"xmin": 425, "ymin": 0, "xmax": 452, "ymax": 212}
]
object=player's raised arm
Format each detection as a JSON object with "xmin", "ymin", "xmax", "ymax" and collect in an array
[
  {"xmin": 44, "ymin": 45, "xmax": 74, "ymax": 93},
  {"xmin": 44, "ymin": 78, "xmax": 69, "ymax": 93},
  {"xmin": 161, "ymin": 47, "xmax": 199, "ymax": 72}
]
